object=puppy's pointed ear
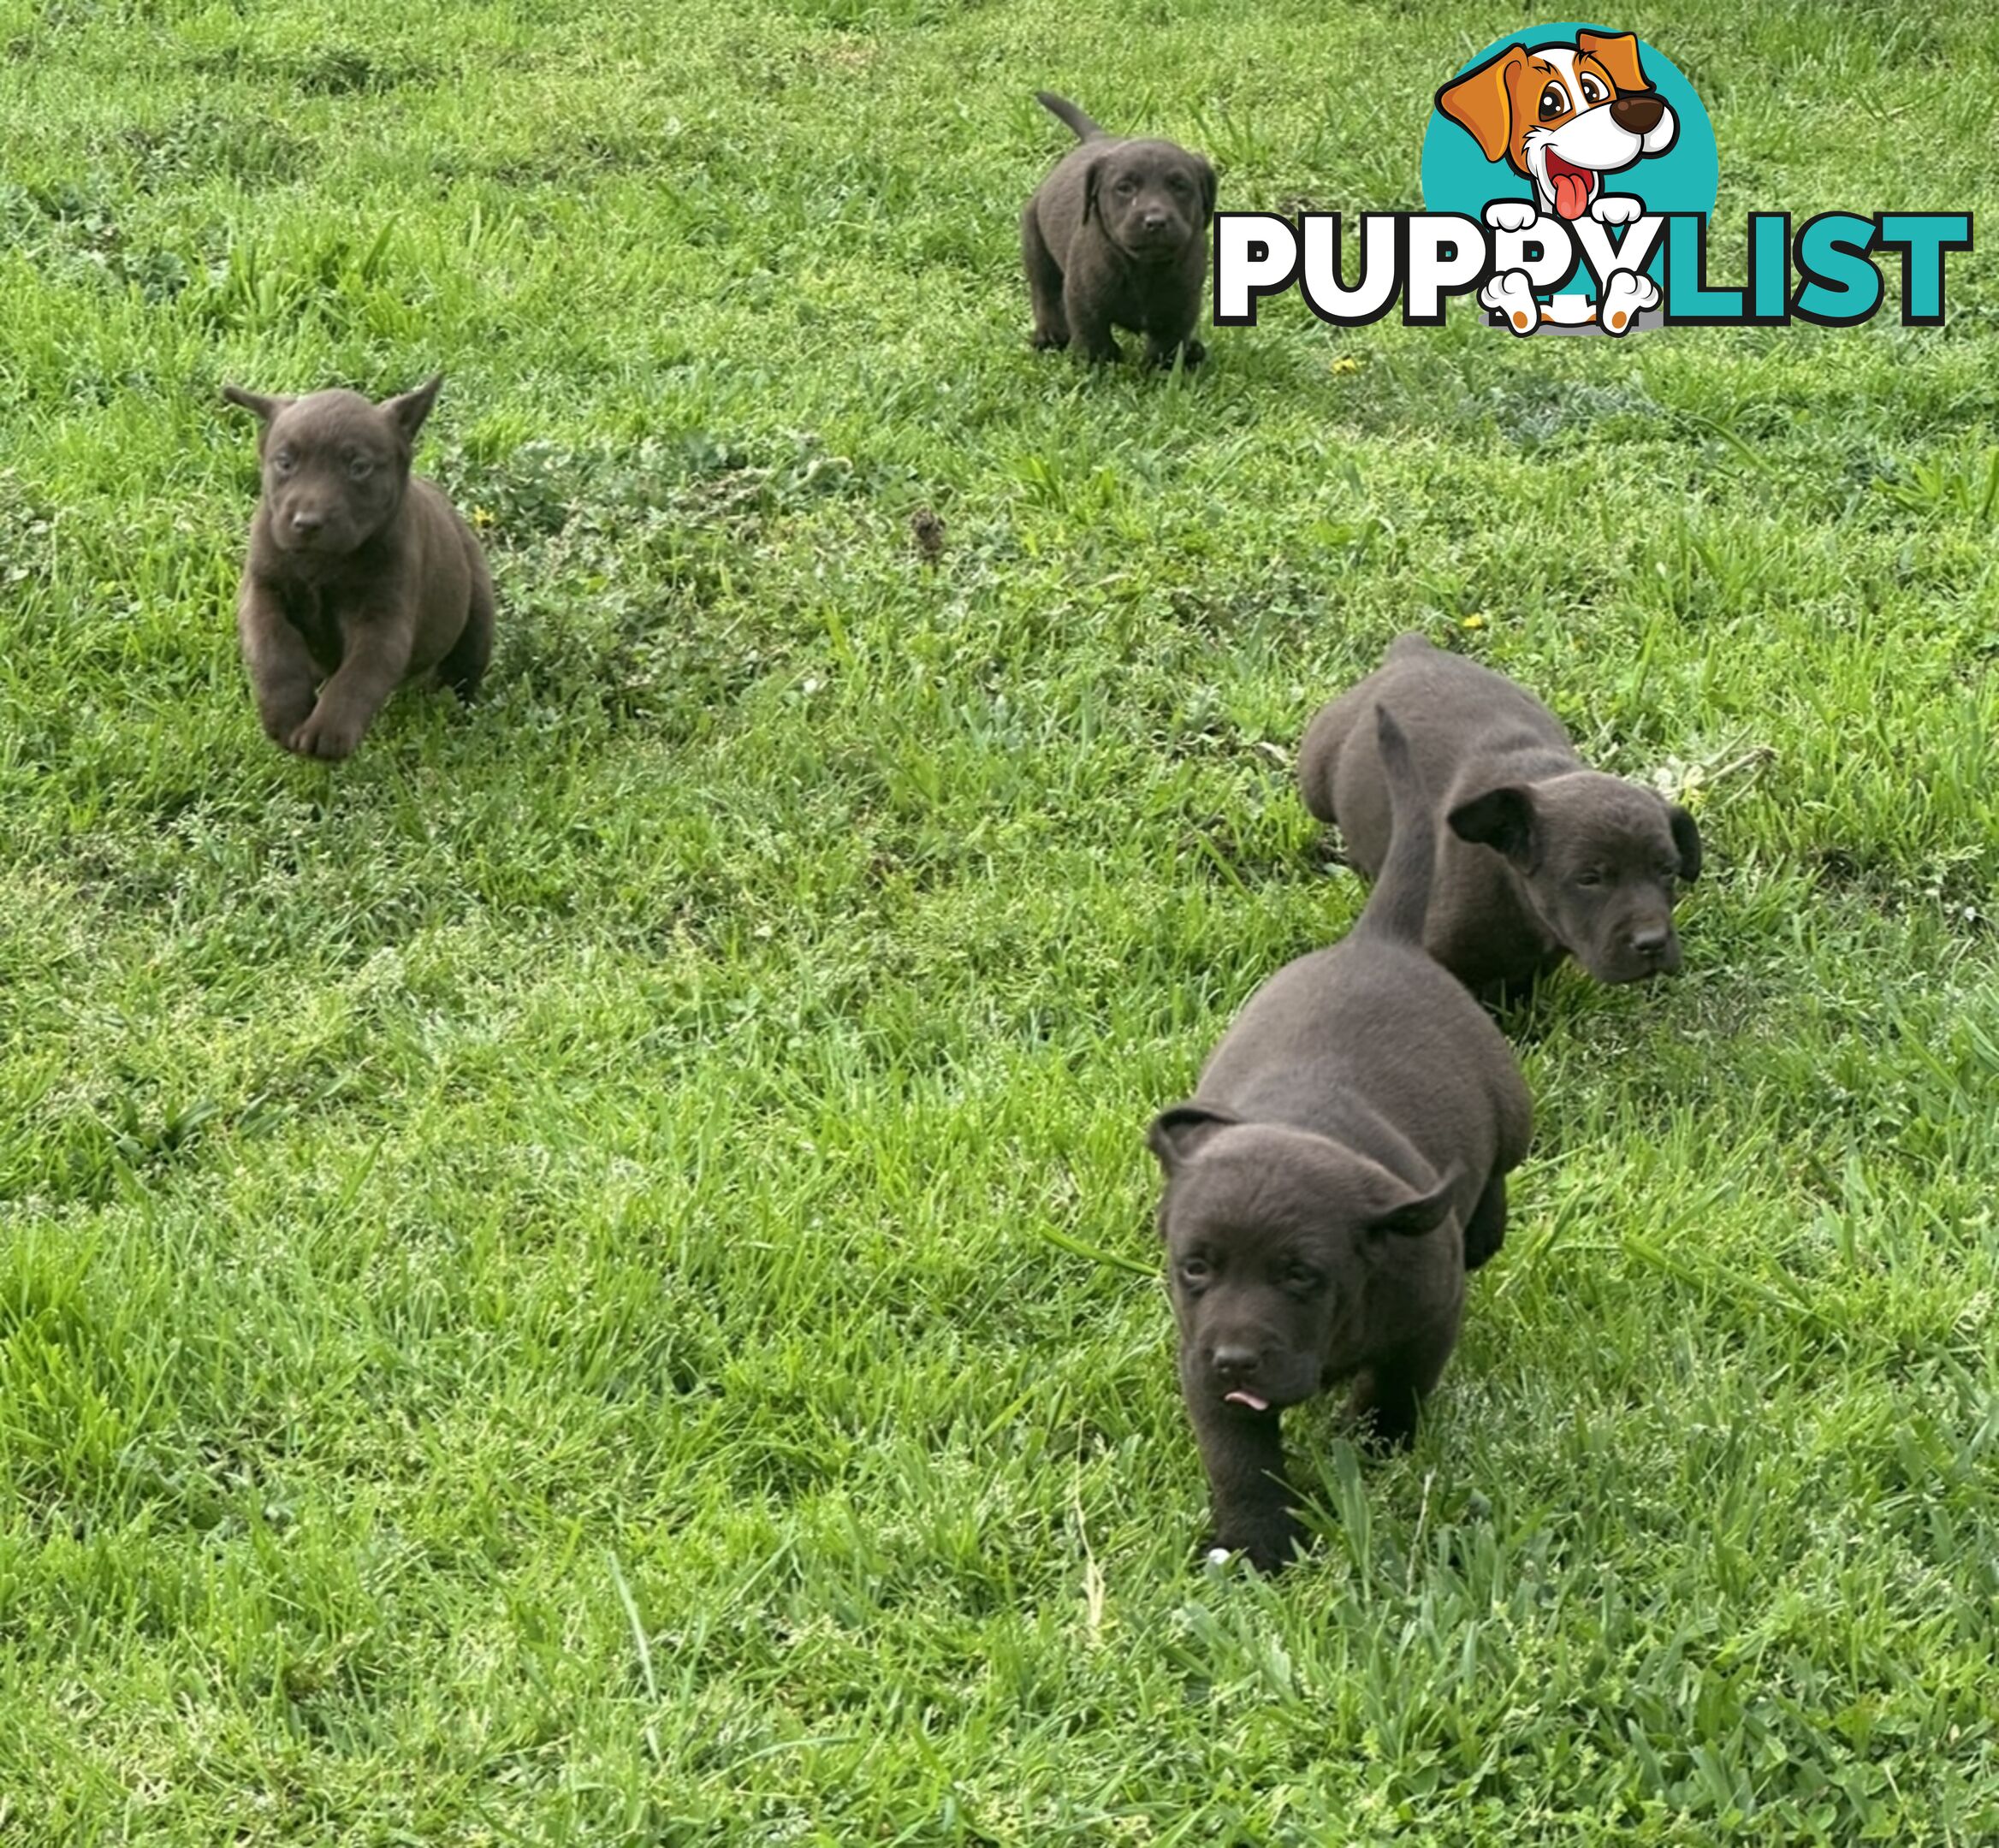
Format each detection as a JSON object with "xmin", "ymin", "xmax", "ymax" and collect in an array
[
  {"xmin": 1449, "ymin": 784, "xmax": 1539, "ymax": 872},
  {"xmin": 380, "ymin": 373, "xmax": 442, "ymax": 442},
  {"xmin": 222, "ymin": 384, "xmax": 286, "ymax": 422},
  {"xmin": 1371, "ymin": 1169, "xmax": 1457, "ymax": 1239},
  {"xmin": 1195, "ymin": 155, "xmax": 1217, "ymax": 225},
  {"xmin": 1435, "ymin": 45, "xmax": 1524, "ymax": 164},
  {"xmin": 1147, "ymin": 1104, "xmax": 1240, "ymax": 1174},
  {"xmin": 1576, "ymin": 29, "xmax": 1650, "ymax": 95},
  {"xmin": 1668, "ymin": 803, "xmax": 1703, "ymax": 883}
]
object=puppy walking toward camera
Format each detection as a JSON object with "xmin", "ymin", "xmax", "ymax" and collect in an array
[
  {"xmin": 1298, "ymin": 634, "xmax": 1702, "ymax": 998},
  {"xmin": 222, "ymin": 375, "xmax": 495, "ymax": 761},
  {"xmin": 1021, "ymin": 91, "xmax": 1216, "ymax": 369},
  {"xmin": 1149, "ymin": 708, "xmax": 1532, "ymax": 1572}
]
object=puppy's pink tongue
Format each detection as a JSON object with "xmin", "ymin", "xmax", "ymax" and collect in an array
[
  {"xmin": 1551, "ymin": 169, "xmax": 1592, "ymax": 220},
  {"xmin": 1225, "ymin": 1390, "xmax": 1269, "ymax": 1412}
]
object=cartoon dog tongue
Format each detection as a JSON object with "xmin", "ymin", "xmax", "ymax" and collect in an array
[{"xmin": 1545, "ymin": 153, "xmax": 1595, "ymax": 220}]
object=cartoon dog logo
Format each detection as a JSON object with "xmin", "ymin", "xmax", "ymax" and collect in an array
[{"xmin": 1436, "ymin": 29, "xmax": 1678, "ymax": 335}]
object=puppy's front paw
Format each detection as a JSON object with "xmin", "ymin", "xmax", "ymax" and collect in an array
[
  {"xmin": 288, "ymin": 707, "xmax": 365, "ymax": 761},
  {"xmin": 1030, "ymin": 329, "xmax": 1070, "ymax": 352},
  {"xmin": 1479, "ymin": 270, "xmax": 1541, "ymax": 336},
  {"xmin": 1205, "ymin": 1513, "xmax": 1304, "ymax": 1574},
  {"xmin": 1590, "ymin": 193, "xmax": 1644, "ymax": 227},
  {"xmin": 1483, "ymin": 200, "xmax": 1539, "ymax": 233},
  {"xmin": 257, "ymin": 699, "xmax": 316, "ymax": 748},
  {"xmin": 1599, "ymin": 270, "xmax": 1659, "ymax": 335}
]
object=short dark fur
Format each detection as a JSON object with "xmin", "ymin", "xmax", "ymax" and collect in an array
[
  {"xmin": 222, "ymin": 376, "xmax": 495, "ymax": 761},
  {"xmin": 1148, "ymin": 708, "xmax": 1533, "ymax": 1572},
  {"xmin": 1021, "ymin": 91, "xmax": 1216, "ymax": 369},
  {"xmin": 1297, "ymin": 633, "xmax": 1703, "ymax": 998}
]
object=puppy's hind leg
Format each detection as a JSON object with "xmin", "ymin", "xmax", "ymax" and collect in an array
[
  {"xmin": 1021, "ymin": 207, "xmax": 1069, "ymax": 351},
  {"xmin": 438, "ymin": 562, "xmax": 495, "ymax": 703}
]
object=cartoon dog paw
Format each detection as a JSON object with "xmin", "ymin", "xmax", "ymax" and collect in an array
[
  {"xmin": 1483, "ymin": 200, "xmax": 1539, "ymax": 233},
  {"xmin": 1599, "ymin": 270, "xmax": 1660, "ymax": 335},
  {"xmin": 1591, "ymin": 194, "xmax": 1645, "ymax": 227},
  {"xmin": 1480, "ymin": 269, "xmax": 1541, "ymax": 336}
]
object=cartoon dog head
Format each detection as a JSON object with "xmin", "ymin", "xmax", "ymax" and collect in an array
[{"xmin": 1436, "ymin": 30, "xmax": 1677, "ymax": 221}]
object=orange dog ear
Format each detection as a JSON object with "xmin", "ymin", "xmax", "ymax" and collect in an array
[
  {"xmin": 1577, "ymin": 29, "xmax": 1651, "ymax": 93},
  {"xmin": 1435, "ymin": 44, "xmax": 1525, "ymax": 164}
]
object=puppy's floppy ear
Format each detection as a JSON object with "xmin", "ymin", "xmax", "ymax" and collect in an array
[
  {"xmin": 222, "ymin": 383, "xmax": 286, "ymax": 422},
  {"xmin": 1435, "ymin": 44, "xmax": 1524, "ymax": 164},
  {"xmin": 1668, "ymin": 803, "xmax": 1703, "ymax": 883},
  {"xmin": 1082, "ymin": 151, "xmax": 1103, "ymax": 224},
  {"xmin": 1449, "ymin": 784, "xmax": 1539, "ymax": 872},
  {"xmin": 1147, "ymin": 1104, "xmax": 1241, "ymax": 1175},
  {"xmin": 1576, "ymin": 29, "xmax": 1651, "ymax": 95},
  {"xmin": 1371, "ymin": 1169, "xmax": 1457, "ymax": 1239},
  {"xmin": 1194, "ymin": 154, "xmax": 1217, "ymax": 225},
  {"xmin": 380, "ymin": 373, "xmax": 443, "ymax": 442}
]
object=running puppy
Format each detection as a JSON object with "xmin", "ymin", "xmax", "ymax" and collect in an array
[
  {"xmin": 1297, "ymin": 633, "xmax": 1702, "ymax": 997},
  {"xmin": 1150, "ymin": 707, "xmax": 1533, "ymax": 1572},
  {"xmin": 222, "ymin": 375, "xmax": 495, "ymax": 761},
  {"xmin": 1021, "ymin": 91, "xmax": 1215, "ymax": 369}
]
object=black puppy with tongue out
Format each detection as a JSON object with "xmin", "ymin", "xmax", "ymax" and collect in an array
[{"xmin": 1148, "ymin": 707, "xmax": 1533, "ymax": 1572}]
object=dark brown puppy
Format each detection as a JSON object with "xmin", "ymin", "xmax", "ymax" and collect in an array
[
  {"xmin": 1297, "ymin": 633, "xmax": 1702, "ymax": 998},
  {"xmin": 1149, "ymin": 707, "xmax": 1532, "ymax": 1573},
  {"xmin": 222, "ymin": 376, "xmax": 495, "ymax": 761},
  {"xmin": 1021, "ymin": 91, "xmax": 1215, "ymax": 368}
]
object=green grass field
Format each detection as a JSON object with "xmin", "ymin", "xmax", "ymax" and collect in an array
[{"xmin": 4, "ymin": 1, "xmax": 1998, "ymax": 1840}]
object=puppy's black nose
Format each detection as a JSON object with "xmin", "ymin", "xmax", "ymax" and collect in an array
[
  {"xmin": 1141, "ymin": 210, "xmax": 1169, "ymax": 231},
  {"xmin": 1210, "ymin": 1344, "xmax": 1259, "ymax": 1381},
  {"xmin": 1629, "ymin": 924, "xmax": 1671, "ymax": 961},
  {"xmin": 1610, "ymin": 93, "xmax": 1664, "ymax": 133},
  {"xmin": 290, "ymin": 509, "xmax": 325, "ymax": 534}
]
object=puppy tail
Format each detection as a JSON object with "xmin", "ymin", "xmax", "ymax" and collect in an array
[
  {"xmin": 1353, "ymin": 703, "xmax": 1437, "ymax": 949},
  {"xmin": 1035, "ymin": 91, "xmax": 1108, "ymax": 142}
]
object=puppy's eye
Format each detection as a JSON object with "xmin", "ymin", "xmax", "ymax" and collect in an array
[
  {"xmin": 1167, "ymin": 174, "xmax": 1191, "ymax": 192},
  {"xmin": 1282, "ymin": 1265, "xmax": 1323, "ymax": 1295},
  {"xmin": 1177, "ymin": 1257, "xmax": 1213, "ymax": 1288},
  {"xmin": 1117, "ymin": 175, "xmax": 1140, "ymax": 193},
  {"xmin": 1575, "ymin": 869, "xmax": 1606, "ymax": 888},
  {"xmin": 1538, "ymin": 82, "xmax": 1570, "ymax": 120},
  {"xmin": 346, "ymin": 454, "xmax": 375, "ymax": 480},
  {"xmin": 1579, "ymin": 75, "xmax": 1606, "ymax": 106},
  {"xmin": 272, "ymin": 449, "xmax": 296, "ymax": 475}
]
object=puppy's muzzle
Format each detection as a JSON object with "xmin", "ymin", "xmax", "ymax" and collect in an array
[
  {"xmin": 1124, "ymin": 210, "xmax": 1191, "ymax": 257},
  {"xmin": 1625, "ymin": 923, "xmax": 1681, "ymax": 976},
  {"xmin": 1610, "ymin": 93, "xmax": 1665, "ymax": 135},
  {"xmin": 279, "ymin": 506, "xmax": 335, "ymax": 551}
]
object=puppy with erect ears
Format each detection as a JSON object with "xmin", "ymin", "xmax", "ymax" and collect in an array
[{"xmin": 222, "ymin": 376, "xmax": 496, "ymax": 761}]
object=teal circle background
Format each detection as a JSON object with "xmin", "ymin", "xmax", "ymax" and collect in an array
[{"xmin": 1420, "ymin": 25, "xmax": 1718, "ymax": 219}]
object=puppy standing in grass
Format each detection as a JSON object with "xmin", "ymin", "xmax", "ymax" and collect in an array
[
  {"xmin": 1021, "ymin": 92, "xmax": 1216, "ymax": 369},
  {"xmin": 222, "ymin": 375, "xmax": 495, "ymax": 761},
  {"xmin": 1298, "ymin": 633, "xmax": 1702, "ymax": 998},
  {"xmin": 1150, "ymin": 707, "xmax": 1532, "ymax": 1573}
]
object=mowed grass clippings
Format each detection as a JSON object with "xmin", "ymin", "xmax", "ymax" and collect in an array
[{"xmin": 3, "ymin": 0, "xmax": 1997, "ymax": 1841}]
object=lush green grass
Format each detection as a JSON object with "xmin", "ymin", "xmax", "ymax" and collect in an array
[{"xmin": 4, "ymin": 0, "xmax": 1998, "ymax": 1839}]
